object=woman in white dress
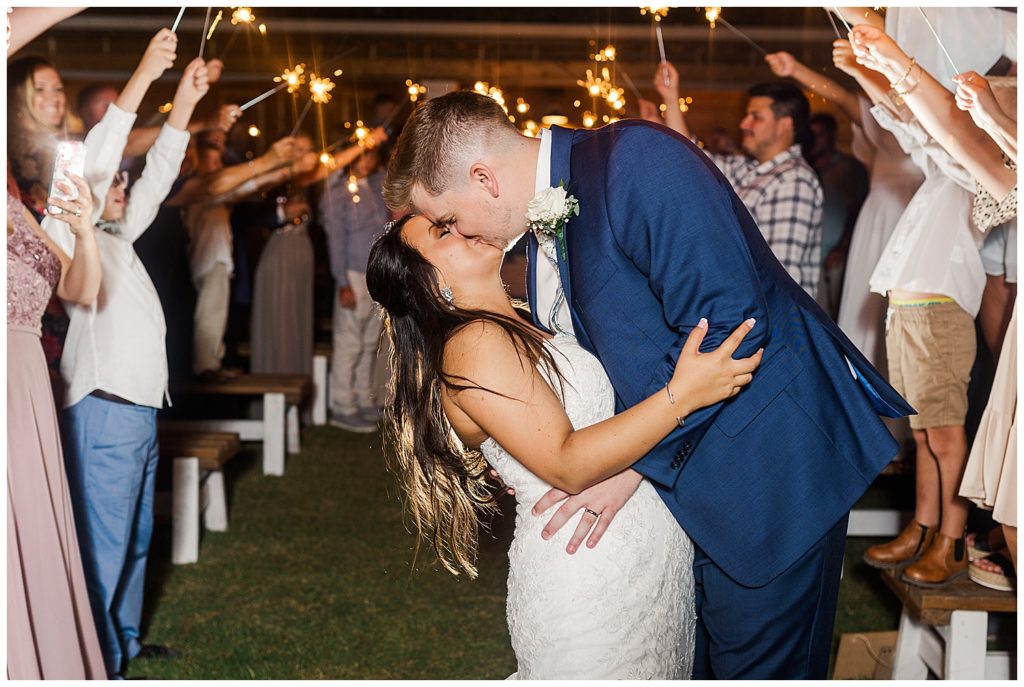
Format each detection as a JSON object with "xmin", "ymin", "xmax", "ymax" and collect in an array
[{"xmin": 365, "ymin": 214, "xmax": 762, "ymax": 679}]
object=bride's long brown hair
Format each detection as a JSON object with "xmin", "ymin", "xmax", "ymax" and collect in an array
[{"xmin": 366, "ymin": 215, "xmax": 563, "ymax": 577}]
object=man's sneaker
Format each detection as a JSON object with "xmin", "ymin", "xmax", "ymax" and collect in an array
[
  {"xmin": 358, "ymin": 406, "xmax": 383, "ymax": 424},
  {"xmin": 330, "ymin": 411, "xmax": 377, "ymax": 434}
]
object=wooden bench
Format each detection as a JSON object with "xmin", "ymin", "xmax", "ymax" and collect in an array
[
  {"xmin": 234, "ymin": 341, "xmax": 331, "ymax": 428},
  {"xmin": 159, "ymin": 429, "xmax": 240, "ymax": 565},
  {"xmin": 165, "ymin": 374, "xmax": 310, "ymax": 476},
  {"xmin": 883, "ymin": 569, "xmax": 1016, "ymax": 679}
]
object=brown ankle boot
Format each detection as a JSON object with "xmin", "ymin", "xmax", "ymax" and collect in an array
[
  {"xmin": 863, "ymin": 520, "xmax": 936, "ymax": 569},
  {"xmin": 902, "ymin": 534, "xmax": 970, "ymax": 588}
]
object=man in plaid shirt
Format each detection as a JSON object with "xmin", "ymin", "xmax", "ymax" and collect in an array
[
  {"xmin": 708, "ymin": 83, "xmax": 824, "ymax": 297},
  {"xmin": 653, "ymin": 70, "xmax": 824, "ymax": 297}
]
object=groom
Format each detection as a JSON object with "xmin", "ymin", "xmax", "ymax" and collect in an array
[{"xmin": 383, "ymin": 91, "xmax": 912, "ymax": 679}]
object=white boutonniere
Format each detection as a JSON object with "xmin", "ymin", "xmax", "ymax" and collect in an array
[{"xmin": 526, "ymin": 182, "xmax": 579, "ymax": 261}]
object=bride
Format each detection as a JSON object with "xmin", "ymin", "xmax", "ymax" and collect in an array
[{"xmin": 366, "ymin": 214, "xmax": 762, "ymax": 679}]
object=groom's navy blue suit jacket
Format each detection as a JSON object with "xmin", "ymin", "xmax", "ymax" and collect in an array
[{"xmin": 526, "ymin": 122, "xmax": 914, "ymax": 588}]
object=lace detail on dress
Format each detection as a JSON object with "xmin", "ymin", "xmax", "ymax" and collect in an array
[
  {"xmin": 8, "ymin": 191, "xmax": 61, "ymax": 332},
  {"xmin": 972, "ymin": 157, "xmax": 1018, "ymax": 232},
  {"xmin": 480, "ymin": 334, "xmax": 695, "ymax": 679}
]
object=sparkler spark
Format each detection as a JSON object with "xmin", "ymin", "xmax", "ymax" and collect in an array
[
  {"xmin": 591, "ymin": 44, "xmax": 617, "ymax": 62},
  {"xmin": 258, "ymin": 23, "xmax": 267, "ymax": 36},
  {"xmin": 405, "ymin": 79, "xmax": 427, "ymax": 102},
  {"xmin": 230, "ymin": 7, "xmax": 254, "ymax": 25},
  {"xmin": 640, "ymin": 6, "xmax": 670, "ymax": 21},
  {"xmin": 274, "ymin": 64, "xmax": 306, "ymax": 94},
  {"xmin": 248, "ymin": 125, "xmax": 261, "ymax": 137},
  {"xmin": 308, "ymin": 73, "xmax": 336, "ymax": 104},
  {"xmin": 705, "ymin": 6, "xmax": 721, "ymax": 28}
]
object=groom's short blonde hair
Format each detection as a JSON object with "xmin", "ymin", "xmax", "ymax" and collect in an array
[{"xmin": 383, "ymin": 90, "xmax": 518, "ymax": 212}]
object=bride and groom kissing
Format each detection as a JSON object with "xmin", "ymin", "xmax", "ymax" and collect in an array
[{"xmin": 365, "ymin": 91, "xmax": 913, "ymax": 679}]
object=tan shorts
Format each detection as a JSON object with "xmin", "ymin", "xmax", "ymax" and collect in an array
[{"xmin": 886, "ymin": 300, "xmax": 976, "ymax": 429}]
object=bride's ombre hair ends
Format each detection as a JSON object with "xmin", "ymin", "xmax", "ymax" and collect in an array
[{"xmin": 366, "ymin": 215, "xmax": 561, "ymax": 577}]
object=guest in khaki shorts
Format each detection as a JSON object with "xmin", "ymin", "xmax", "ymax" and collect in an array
[
  {"xmin": 864, "ymin": 296, "xmax": 977, "ymax": 588},
  {"xmin": 886, "ymin": 299, "xmax": 976, "ymax": 429}
]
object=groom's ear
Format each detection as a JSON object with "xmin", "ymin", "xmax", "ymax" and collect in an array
[{"xmin": 468, "ymin": 162, "xmax": 500, "ymax": 199}]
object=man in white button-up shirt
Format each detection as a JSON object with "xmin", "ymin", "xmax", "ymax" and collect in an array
[{"xmin": 43, "ymin": 46, "xmax": 210, "ymax": 678}]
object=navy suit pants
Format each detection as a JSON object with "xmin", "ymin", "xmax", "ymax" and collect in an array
[{"xmin": 691, "ymin": 513, "xmax": 849, "ymax": 679}]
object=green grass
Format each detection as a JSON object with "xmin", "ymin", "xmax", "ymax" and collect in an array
[{"xmin": 132, "ymin": 426, "xmax": 904, "ymax": 679}]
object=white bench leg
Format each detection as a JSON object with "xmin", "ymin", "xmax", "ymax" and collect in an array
[
  {"xmin": 172, "ymin": 456, "xmax": 200, "ymax": 565},
  {"xmin": 287, "ymin": 405, "xmax": 301, "ymax": 455},
  {"xmin": 312, "ymin": 353, "xmax": 328, "ymax": 426},
  {"xmin": 202, "ymin": 470, "xmax": 228, "ymax": 532},
  {"xmin": 263, "ymin": 391, "xmax": 286, "ymax": 476},
  {"xmin": 892, "ymin": 606, "xmax": 928, "ymax": 679},
  {"xmin": 945, "ymin": 610, "xmax": 987, "ymax": 680}
]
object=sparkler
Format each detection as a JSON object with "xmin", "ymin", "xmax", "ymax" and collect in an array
[
  {"xmin": 258, "ymin": 23, "xmax": 267, "ymax": 37},
  {"xmin": 238, "ymin": 81, "xmax": 288, "ymax": 111},
  {"xmin": 231, "ymin": 7, "xmax": 254, "ymax": 25},
  {"xmin": 641, "ymin": 7, "xmax": 671, "ymax": 84},
  {"xmin": 405, "ymin": 79, "xmax": 426, "ymax": 102},
  {"xmin": 639, "ymin": 6, "xmax": 670, "ymax": 21},
  {"xmin": 705, "ymin": 7, "xmax": 721, "ymax": 29},
  {"xmin": 824, "ymin": 9, "xmax": 843, "ymax": 39},
  {"xmin": 206, "ymin": 9, "xmax": 223, "ymax": 41},
  {"xmin": 715, "ymin": 16, "xmax": 768, "ymax": 56},
  {"xmin": 619, "ymin": 69, "xmax": 644, "ymax": 103},
  {"xmin": 591, "ymin": 44, "xmax": 617, "ymax": 62},
  {"xmin": 198, "ymin": 7, "xmax": 212, "ymax": 59},
  {"xmin": 289, "ymin": 99, "xmax": 314, "ymax": 137},
  {"xmin": 274, "ymin": 64, "xmax": 307, "ymax": 94},
  {"xmin": 917, "ymin": 7, "xmax": 960, "ymax": 75},
  {"xmin": 308, "ymin": 73, "xmax": 336, "ymax": 104},
  {"xmin": 833, "ymin": 8, "xmax": 853, "ymax": 35},
  {"xmin": 171, "ymin": 6, "xmax": 186, "ymax": 33}
]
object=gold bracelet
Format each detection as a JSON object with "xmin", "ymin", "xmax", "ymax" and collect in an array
[
  {"xmin": 889, "ymin": 57, "xmax": 916, "ymax": 91},
  {"xmin": 895, "ymin": 63, "xmax": 921, "ymax": 99}
]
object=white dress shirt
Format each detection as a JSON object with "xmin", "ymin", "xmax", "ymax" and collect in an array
[
  {"xmin": 868, "ymin": 106, "xmax": 986, "ymax": 317},
  {"xmin": 533, "ymin": 129, "xmax": 575, "ymax": 336},
  {"xmin": 44, "ymin": 122, "xmax": 190, "ymax": 409}
]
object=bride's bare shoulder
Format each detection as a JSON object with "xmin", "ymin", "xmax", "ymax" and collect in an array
[{"xmin": 443, "ymin": 320, "xmax": 537, "ymax": 387}]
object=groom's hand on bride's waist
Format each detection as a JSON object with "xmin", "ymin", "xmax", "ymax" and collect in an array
[{"xmin": 533, "ymin": 469, "xmax": 645, "ymax": 554}]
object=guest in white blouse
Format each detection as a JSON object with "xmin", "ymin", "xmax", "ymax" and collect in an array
[{"xmin": 42, "ymin": 54, "xmax": 211, "ymax": 678}]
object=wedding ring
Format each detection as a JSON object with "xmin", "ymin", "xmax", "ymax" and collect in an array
[
  {"xmin": 583, "ymin": 508, "xmax": 600, "ymax": 518},
  {"xmin": 73, "ymin": 208, "xmax": 81, "ymax": 217}
]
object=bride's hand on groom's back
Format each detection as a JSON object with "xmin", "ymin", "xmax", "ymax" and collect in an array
[{"xmin": 670, "ymin": 319, "xmax": 763, "ymax": 413}]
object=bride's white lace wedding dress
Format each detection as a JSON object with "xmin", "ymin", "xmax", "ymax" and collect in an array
[{"xmin": 480, "ymin": 334, "xmax": 695, "ymax": 679}]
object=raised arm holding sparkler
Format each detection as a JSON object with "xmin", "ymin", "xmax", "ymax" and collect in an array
[
  {"xmin": 765, "ymin": 50, "xmax": 864, "ymax": 125},
  {"xmin": 851, "ymin": 24, "xmax": 1015, "ymax": 201},
  {"xmin": 651, "ymin": 61, "xmax": 689, "ymax": 138}
]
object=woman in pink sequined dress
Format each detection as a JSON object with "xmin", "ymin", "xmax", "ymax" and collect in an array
[{"xmin": 7, "ymin": 169, "xmax": 105, "ymax": 678}]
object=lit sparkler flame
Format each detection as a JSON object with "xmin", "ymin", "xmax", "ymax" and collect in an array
[
  {"xmin": 230, "ymin": 7, "xmax": 254, "ymax": 24},
  {"xmin": 640, "ymin": 6, "xmax": 671, "ymax": 21},
  {"xmin": 405, "ymin": 79, "xmax": 427, "ymax": 102},
  {"xmin": 591, "ymin": 44, "xmax": 617, "ymax": 62},
  {"xmin": 705, "ymin": 6, "xmax": 721, "ymax": 28},
  {"xmin": 308, "ymin": 73, "xmax": 336, "ymax": 104},
  {"xmin": 274, "ymin": 64, "xmax": 306, "ymax": 94}
]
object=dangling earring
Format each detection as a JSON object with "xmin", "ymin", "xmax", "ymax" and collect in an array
[{"xmin": 440, "ymin": 285, "xmax": 455, "ymax": 309}]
